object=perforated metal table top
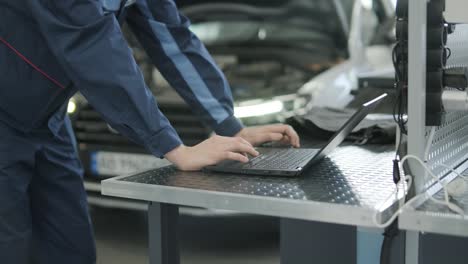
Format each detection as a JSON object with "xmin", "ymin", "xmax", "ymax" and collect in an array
[
  {"xmin": 102, "ymin": 144, "xmax": 403, "ymax": 228},
  {"xmin": 399, "ymin": 166, "xmax": 468, "ymax": 237}
]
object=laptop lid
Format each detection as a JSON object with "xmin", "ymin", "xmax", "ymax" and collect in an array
[{"xmin": 312, "ymin": 93, "xmax": 388, "ymax": 161}]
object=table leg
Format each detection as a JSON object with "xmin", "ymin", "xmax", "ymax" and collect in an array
[
  {"xmin": 405, "ymin": 231, "xmax": 419, "ymax": 264},
  {"xmin": 148, "ymin": 202, "xmax": 180, "ymax": 264},
  {"xmin": 280, "ymin": 218, "xmax": 356, "ymax": 264},
  {"xmin": 418, "ymin": 233, "xmax": 468, "ymax": 264}
]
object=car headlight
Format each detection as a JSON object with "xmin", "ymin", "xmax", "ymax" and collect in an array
[
  {"xmin": 67, "ymin": 99, "xmax": 77, "ymax": 114},
  {"xmin": 234, "ymin": 100, "xmax": 284, "ymax": 118},
  {"xmin": 294, "ymin": 93, "xmax": 312, "ymax": 113}
]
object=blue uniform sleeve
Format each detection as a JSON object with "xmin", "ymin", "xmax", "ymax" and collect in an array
[
  {"xmin": 25, "ymin": 0, "xmax": 183, "ymax": 157},
  {"xmin": 126, "ymin": 0, "xmax": 244, "ymax": 137}
]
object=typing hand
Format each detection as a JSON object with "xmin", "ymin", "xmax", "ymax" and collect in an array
[
  {"xmin": 165, "ymin": 136, "xmax": 259, "ymax": 171},
  {"xmin": 235, "ymin": 124, "xmax": 300, "ymax": 148}
]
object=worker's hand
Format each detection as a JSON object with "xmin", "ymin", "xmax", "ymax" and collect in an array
[
  {"xmin": 165, "ymin": 136, "xmax": 259, "ymax": 171},
  {"xmin": 235, "ymin": 124, "xmax": 300, "ymax": 148}
]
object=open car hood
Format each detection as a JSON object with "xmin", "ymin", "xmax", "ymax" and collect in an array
[{"xmin": 179, "ymin": 0, "xmax": 354, "ymax": 53}]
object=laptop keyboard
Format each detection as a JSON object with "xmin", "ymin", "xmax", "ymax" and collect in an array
[{"xmin": 241, "ymin": 149, "xmax": 319, "ymax": 170}]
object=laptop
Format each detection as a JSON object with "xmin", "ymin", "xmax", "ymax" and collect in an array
[{"xmin": 205, "ymin": 93, "xmax": 388, "ymax": 177}]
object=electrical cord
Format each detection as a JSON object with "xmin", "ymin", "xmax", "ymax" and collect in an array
[
  {"xmin": 379, "ymin": 220, "xmax": 399, "ymax": 264},
  {"xmin": 424, "ymin": 127, "xmax": 437, "ymax": 162},
  {"xmin": 392, "ymin": 40, "xmax": 408, "ymax": 137},
  {"xmin": 405, "ymin": 155, "xmax": 464, "ymax": 215},
  {"xmin": 373, "ymin": 155, "xmax": 466, "ymax": 229},
  {"xmin": 421, "ymin": 123, "xmax": 467, "ymax": 199},
  {"xmin": 437, "ymin": 163, "xmax": 468, "ymax": 198},
  {"xmin": 373, "ymin": 174, "xmax": 415, "ymax": 229},
  {"xmin": 438, "ymin": 163, "xmax": 468, "ymax": 181},
  {"xmin": 380, "ymin": 16, "xmax": 409, "ymax": 263},
  {"xmin": 381, "ymin": 126, "xmax": 464, "ymax": 229},
  {"xmin": 376, "ymin": 125, "xmax": 465, "ymax": 228}
]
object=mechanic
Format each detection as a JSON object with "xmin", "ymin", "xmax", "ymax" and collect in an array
[{"xmin": 0, "ymin": 0, "xmax": 300, "ymax": 263}]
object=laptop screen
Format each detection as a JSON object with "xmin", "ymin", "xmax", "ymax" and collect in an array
[{"xmin": 313, "ymin": 93, "xmax": 388, "ymax": 160}]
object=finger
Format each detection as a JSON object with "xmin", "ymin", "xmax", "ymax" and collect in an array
[
  {"xmin": 251, "ymin": 132, "xmax": 284, "ymax": 146},
  {"xmin": 235, "ymin": 136, "xmax": 254, "ymax": 148},
  {"xmin": 280, "ymin": 135, "xmax": 291, "ymax": 145},
  {"xmin": 229, "ymin": 138, "xmax": 257, "ymax": 154},
  {"xmin": 257, "ymin": 124, "xmax": 298, "ymax": 146},
  {"xmin": 263, "ymin": 124, "xmax": 298, "ymax": 137},
  {"xmin": 226, "ymin": 142, "xmax": 259, "ymax": 156},
  {"xmin": 260, "ymin": 124, "xmax": 291, "ymax": 133},
  {"xmin": 283, "ymin": 125, "xmax": 300, "ymax": 147},
  {"xmin": 224, "ymin": 152, "xmax": 249, "ymax": 163}
]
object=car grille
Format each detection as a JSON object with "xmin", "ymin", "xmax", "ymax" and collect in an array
[{"xmin": 73, "ymin": 103, "xmax": 211, "ymax": 148}]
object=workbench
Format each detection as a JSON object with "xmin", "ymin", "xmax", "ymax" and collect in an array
[{"xmin": 102, "ymin": 143, "xmax": 403, "ymax": 264}]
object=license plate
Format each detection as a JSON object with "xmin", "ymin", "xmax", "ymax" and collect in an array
[{"xmin": 90, "ymin": 151, "xmax": 171, "ymax": 176}]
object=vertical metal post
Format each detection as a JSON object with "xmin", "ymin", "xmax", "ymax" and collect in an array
[
  {"xmin": 148, "ymin": 202, "xmax": 180, "ymax": 264},
  {"xmin": 405, "ymin": 231, "xmax": 419, "ymax": 264},
  {"xmin": 406, "ymin": 0, "xmax": 429, "ymax": 263},
  {"xmin": 408, "ymin": 0, "xmax": 428, "ymax": 194}
]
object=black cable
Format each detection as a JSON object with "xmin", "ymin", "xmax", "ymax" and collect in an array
[
  {"xmin": 383, "ymin": 18, "xmax": 407, "ymax": 264},
  {"xmin": 392, "ymin": 40, "xmax": 408, "ymax": 137},
  {"xmin": 446, "ymin": 47, "xmax": 452, "ymax": 59},
  {"xmin": 380, "ymin": 220, "xmax": 400, "ymax": 264},
  {"xmin": 382, "ymin": 7, "xmax": 412, "ymax": 264}
]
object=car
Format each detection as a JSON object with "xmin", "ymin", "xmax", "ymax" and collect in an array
[{"xmin": 68, "ymin": 0, "xmax": 396, "ymax": 210}]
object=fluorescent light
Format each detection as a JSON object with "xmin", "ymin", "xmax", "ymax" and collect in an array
[
  {"xmin": 234, "ymin": 100, "xmax": 284, "ymax": 118},
  {"xmin": 361, "ymin": 0, "xmax": 372, "ymax": 9},
  {"xmin": 67, "ymin": 100, "xmax": 77, "ymax": 114}
]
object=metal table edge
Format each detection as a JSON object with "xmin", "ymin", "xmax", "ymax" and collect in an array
[
  {"xmin": 399, "ymin": 209, "xmax": 468, "ymax": 237},
  {"xmin": 102, "ymin": 177, "xmax": 389, "ymax": 229}
]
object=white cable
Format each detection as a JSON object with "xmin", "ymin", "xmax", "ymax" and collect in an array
[
  {"xmin": 395, "ymin": 126, "xmax": 401, "ymax": 154},
  {"xmin": 423, "ymin": 127, "xmax": 436, "ymax": 162},
  {"xmin": 372, "ymin": 175, "xmax": 415, "ymax": 229},
  {"xmin": 437, "ymin": 163, "xmax": 468, "ymax": 198},
  {"xmin": 374, "ymin": 193, "xmax": 426, "ymax": 229},
  {"xmin": 437, "ymin": 163, "xmax": 468, "ymax": 181},
  {"xmin": 421, "ymin": 127, "xmax": 465, "ymax": 211},
  {"xmin": 372, "ymin": 155, "xmax": 465, "ymax": 228},
  {"xmin": 374, "ymin": 126, "xmax": 464, "ymax": 228},
  {"xmin": 401, "ymin": 155, "xmax": 464, "ymax": 215}
]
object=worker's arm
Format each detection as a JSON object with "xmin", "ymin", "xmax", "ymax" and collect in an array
[
  {"xmin": 126, "ymin": 0, "xmax": 244, "ymax": 137},
  {"xmin": 26, "ymin": 0, "xmax": 182, "ymax": 158},
  {"xmin": 126, "ymin": 0, "xmax": 300, "ymax": 148},
  {"xmin": 26, "ymin": 0, "xmax": 258, "ymax": 169}
]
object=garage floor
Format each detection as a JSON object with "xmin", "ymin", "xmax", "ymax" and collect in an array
[{"xmin": 92, "ymin": 207, "xmax": 279, "ymax": 264}]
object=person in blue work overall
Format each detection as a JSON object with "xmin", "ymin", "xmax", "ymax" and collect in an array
[{"xmin": 0, "ymin": 0, "xmax": 300, "ymax": 263}]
